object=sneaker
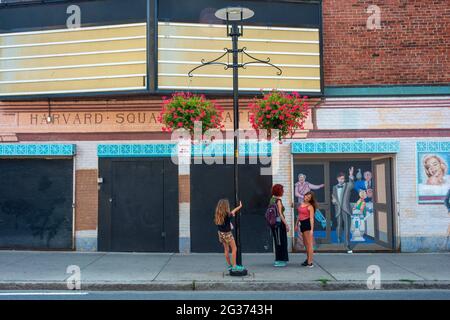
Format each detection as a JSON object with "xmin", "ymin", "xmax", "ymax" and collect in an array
[
  {"xmin": 231, "ymin": 265, "xmax": 245, "ymax": 272},
  {"xmin": 275, "ymin": 261, "xmax": 287, "ymax": 267},
  {"xmin": 307, "ymin": 263, "xmax": 314, "ymax": 268},
  {"xmin": 227, "ymin": 264, "xmax": 233, "ymax": 271},
  {"xmin": 347, "ymin": 250, "xmax": 353, "ymax": 254},
  {"xmin": 301, "ymin": 259, "xmax": 308, "ymax": 267}
]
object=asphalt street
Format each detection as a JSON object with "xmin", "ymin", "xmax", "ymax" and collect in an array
[{"xmin": 0, "ymin": 290, "xmax": 449, "ymax": 300}]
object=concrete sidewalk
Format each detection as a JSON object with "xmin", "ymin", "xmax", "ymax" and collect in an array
[{"xmin": 0, "ymin": 251, "xmax": 449, "ymax": 291}]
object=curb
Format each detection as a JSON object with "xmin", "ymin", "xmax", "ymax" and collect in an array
[{"xmin": 0, "ymin": 281, "xmax": 449, "ymax": 291}]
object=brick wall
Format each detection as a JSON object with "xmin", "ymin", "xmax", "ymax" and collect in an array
[
  {"xmin": 322, "ymin": 0, "xmax": 450, "ymax": 86},
  {"xmin": 75, "ymin": 169, "xmax": 98, "ymax": 231}
]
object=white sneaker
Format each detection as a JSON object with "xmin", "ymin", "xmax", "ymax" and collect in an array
[{"xmin": 347, "ymin": 250, "xmax": 353, "ymax": 254}]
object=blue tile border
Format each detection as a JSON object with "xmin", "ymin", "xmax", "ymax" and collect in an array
[
  {"xmin": 192, "ymin": 142, "xmax": 272, "ymax": 157},
  {"xmin": 291, "ymin": 140, "xmax": 400, "ymax": 154},
  {"xmin": 98, "ymin": 144, "xmax": 177, "ymax": 158},
  {"xmin": 416, "ymin": 141, "xmax": 450, "ymax": 153},
  {"xmin": 416, "ymin": 140, "xmax": 450, "ymax": 204},
  {"xmin": 0, "ymin": 144, "xmax": 76, "ymax": 156},
  {"xmin": 98, "ymin": 142, "xmax": 272, "ymax": 158}
]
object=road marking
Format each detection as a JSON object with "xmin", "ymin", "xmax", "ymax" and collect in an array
[{"xmin": 0, "ymin": 292, "xmax": 89, "ymax": 296}]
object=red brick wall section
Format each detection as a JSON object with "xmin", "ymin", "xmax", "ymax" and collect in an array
[
  {"xmin": 322, "ymin": 0, "xmax": 450, "ymax": 86},
  {"xmin": 75, "ymin": 169, "xmax": 98, "ymax": 231},
  {"xmin": 179, "ymin": 175, "xmax": 190, "ymax": 203}
]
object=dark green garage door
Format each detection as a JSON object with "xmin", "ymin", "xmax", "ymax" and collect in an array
[
  {"xmin": 0, "ymin": 159, "xmax": 73, "ymax": 250},
  {"xmin": 190, "ymin": 159, "xmax": 273, "ymax": 253},
  {"xmin": 98, "ymin": 158, "xmax": 179, "ymax": 252}
]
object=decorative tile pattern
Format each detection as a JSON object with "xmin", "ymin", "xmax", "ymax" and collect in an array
[
  {"xmin": 0, "ymin": 144, "xmax": 76, "ymax": 156},
  {"xmin": 98, "ymin": 144, "xmax": 177, "ymax": 157},
  {"xmin": 291, "ymin": 140, "xmax": 400, "ymax": 154},
  {"xmin": 192, "ymin": 142, "xmax": 272, "ymax": 157},
  {"xmin": 416, "ymin": 141, "xmax": 450, "ymax": 153},
  {"xmin": 416, "ymin": 140, "xmax": 450, "ymax": 204},
  {"xmin": 98, "ymin": 142, "xmax": 272, "ymax": 157}
]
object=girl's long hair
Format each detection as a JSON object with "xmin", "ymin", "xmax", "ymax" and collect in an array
[
  {"xmin": 304, "ymin": 191, "xmax": 319, "ymax": 212},
  {"xmin": 214, "ymin": 199, "xmax": 230, "ymax": 225}
]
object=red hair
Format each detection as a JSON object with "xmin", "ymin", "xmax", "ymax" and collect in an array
[{"xmin": 272, "ymin": 184, "xmax": 284, "ymax": 197}]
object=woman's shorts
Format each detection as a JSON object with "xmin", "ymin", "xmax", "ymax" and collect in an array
[
  {"xmin": 218, "ymin": 231, "xmax": 234, "ymax": 244},
  {"xmin": 300, "ymin": 219, "xmax": 312, "ymax": 233}
]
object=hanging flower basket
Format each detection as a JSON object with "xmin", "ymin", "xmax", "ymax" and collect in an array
[
  {"xmin": 249, "ymin": 90, "xmax": 309, "ymax": 140},
  {"xmin": 158, "ymin": 92, "xmax": 224, "ymax": 136}
]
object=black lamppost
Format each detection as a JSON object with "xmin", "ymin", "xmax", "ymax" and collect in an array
[{"xmin": 188, "ymin": 7, "xmax": 282, "ymax": 277}]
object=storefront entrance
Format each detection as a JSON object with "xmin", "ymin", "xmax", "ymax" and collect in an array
[
  {"xmin": 0, "ymin": 158, "xmax": 74, "ymax": 250},
  {"xmin": 190, "ymin": 158, "xmax": 273, "ymax": 253},
  {"xmin": 98, "ymin": 158, "xmax": 179, "ymax": 252},
  {"xmin": 293, "ymin": 155, "xmax": 395, "ymax": 251}
]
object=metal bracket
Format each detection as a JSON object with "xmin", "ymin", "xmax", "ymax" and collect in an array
[{"xmin": 187, "ymin": 47, "xmax": 282, "ymax": 78}]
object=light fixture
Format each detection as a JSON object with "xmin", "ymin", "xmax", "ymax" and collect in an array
[
  {"xmin": 188, "ymin": 6, "xmax": 282, "ymax": 277},
  {"xmin": 214, "ymin": 7, "xmax": 254, "ymax": 21}
]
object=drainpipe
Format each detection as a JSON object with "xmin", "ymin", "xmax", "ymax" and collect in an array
[{"xmin": 72, "ymin": 155, "xmax": 76, "ymax": 250}]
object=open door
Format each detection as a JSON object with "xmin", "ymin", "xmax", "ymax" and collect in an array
[{"xmin": 372, "ymin": 158, "xmax": 394, "ymax": 249}]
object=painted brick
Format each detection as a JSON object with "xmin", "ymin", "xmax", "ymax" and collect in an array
[
  {"xmin": 179, "ymin": 202, "xmax": 190, "ymax": 238},
  {"xmin": 316, "ymin": 107, "xmax": 450, "ymax": 130}
]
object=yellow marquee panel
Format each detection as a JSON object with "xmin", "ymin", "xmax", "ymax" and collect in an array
[
  {"xmin": 0, "ymin": 51, "xmax": 146, "ymax": 70},
  {"xmin": 158, "ymin": 50, "xmax": 320, "ymax": 66},
  {"xmin": 0, "ymin": 77, "xmax": 145, "ymax": 96},
  {"xmin": 158, "ymin": 62, "xmax": 320, "ymax": 78},
  {"xmin": 158, "ymin": 22, "xmax": 321, "ymax": 92},
  {"xmin": 0, "ymin": 25, "xmax": 146, "ymax": 46},
  {"xmin": 0, "ymin": 23, "xmax": 147, "ymax": 96},
  {"xmin": 158, "ymin": 24, "xmax": 320, "ymax": 42},
  {"xmin": 158, "ymin": 76, "xmax": 320, "ymax": 91}
]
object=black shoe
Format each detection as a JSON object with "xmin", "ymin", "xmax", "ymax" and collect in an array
[
  {"xmin": 307, "ymin": 263, "xmax": 314, "ymax": 268},
  {"xmin": 301, "ymin": 259, "xmax": 308, "ymax": 267}
]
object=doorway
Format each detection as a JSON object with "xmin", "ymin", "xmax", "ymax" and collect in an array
[
  {"xmin": 98, "ymin": 158, "xmax": 179, "ymax": 252},
  {"xmin": 293, "ymin": 155, "xmax": 395, "ymax": 251},
  {"xmin": 190, "ymin": 158, "xmax": 273, "ymax": 253},
  {"xmin": 0, "ymin": 158, "xmax": 73, "ymax": 250}
]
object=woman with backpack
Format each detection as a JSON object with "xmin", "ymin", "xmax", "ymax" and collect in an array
[{"xmin": 269, "ymin": 184, "xmax": 290, "ymax": 267}]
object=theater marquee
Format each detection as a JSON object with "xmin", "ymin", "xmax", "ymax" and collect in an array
[{"xmin": 0, "ymin": 0, "xmax": 323, "ymax": 99}]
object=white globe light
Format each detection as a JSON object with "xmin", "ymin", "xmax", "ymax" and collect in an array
[{"xmin": 215, "ymin": 7, "xmax": 254, "ymax": 21}]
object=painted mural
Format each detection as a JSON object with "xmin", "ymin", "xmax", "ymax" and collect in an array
[
  {"xmin": 293, "ymin": 161, "xmax": 378, "ymax": 251},
  {"xmin": 417, "ymin": 152, "xmax": 450, "ymax": 204}
]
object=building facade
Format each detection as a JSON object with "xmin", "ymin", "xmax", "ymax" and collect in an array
[{"xmin": 0, "ymin": 0, "xmax": 448, "ymax": 253}]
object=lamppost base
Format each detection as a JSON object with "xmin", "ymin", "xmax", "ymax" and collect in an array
[{"xmin": 229, "ymin": 268, "xmax": 248, "ymax": 277}]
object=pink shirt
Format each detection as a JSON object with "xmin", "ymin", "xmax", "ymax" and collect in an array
[{"xmin": 298, "ymin": 205, "xmax": 311, "ymax": 221}]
